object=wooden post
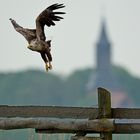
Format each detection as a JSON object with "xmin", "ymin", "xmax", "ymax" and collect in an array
[{"xmin": 98, "ymin": 87, "xmax": 112, "ymax": 140}]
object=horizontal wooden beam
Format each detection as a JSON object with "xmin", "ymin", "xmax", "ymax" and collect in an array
[
  {"xmin": 0, "ymin": 105, "xmax": 97, "ymax": 119},
  {"xmin": 0, "ymin": 106, "xmax": 140, "ymax": 119},
  {"xmin": 0, "ymin": 117, "xmax": 138, "ymax": 134},
  {"xmin": 0, "ymin": 118, "xmax": 114, "ymax": 132},
  {"xmin": 115, "ymin": 123, "xmax": 140, "ymax": 134},
  {"xmin": 35, "ymin": 120, "xmax": 140, "ymax": 134},
  {"xmin": 112, "ymin": 108, "xmax": 140, "ymax": 119},
  {"xmin": 36, "ymin": 123, "xmax": 140, "ymax": 134}
]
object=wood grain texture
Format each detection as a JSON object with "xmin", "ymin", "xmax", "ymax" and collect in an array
[
  {"xmin": 0, "ymin": 106, "xmax": 139, "ymax": 119},
  {"xmin": 0, "ymin": 118, "xmax": 114, "ymax": 132},
  {"xmin": 98, "ymin": 87, "xmax": 112, "ymax": 140}
]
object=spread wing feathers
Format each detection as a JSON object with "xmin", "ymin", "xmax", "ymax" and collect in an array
[
  {"xmin": 9, "ymin": 18, "xmax": 36, "ymax": 43},
  {"xmin": 36, "ymin": 3, "xmax": 65, "ymax": 41}
]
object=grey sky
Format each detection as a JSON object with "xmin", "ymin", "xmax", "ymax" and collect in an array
[{"xmin": 0, "ymin": 0, "xmax": 140, "ymax": 76}]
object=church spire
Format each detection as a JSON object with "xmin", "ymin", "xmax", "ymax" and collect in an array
[
  {"xmin": 96, "ymin": 19, "xmax": 111, "ymax": 72},
  {"xmin": 98, "ymin": 18, "xmax": 110, "ymax": 43}
]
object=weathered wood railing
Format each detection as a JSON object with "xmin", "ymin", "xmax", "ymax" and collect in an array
[{"xmin": 0, "ymin": 87, "xmax": 140, "ymax": 140}]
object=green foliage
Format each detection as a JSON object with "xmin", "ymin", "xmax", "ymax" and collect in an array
[
  {"xmin": 0, "ymin": 66, "xmax": 140, "ymax": 106},
  {"xmin": 0, "ymin": 68, "xmax": 94, "ymax": 106},
  {"xmin": 63, "ymin": 68, "xmax": 93, "ymax": 105},
  {"xmin": 112, "ymin": 66, "xmax": 140, "ymax": 106},
  {"xmin": 0, "ymin": 70, "xmax": 65, "ymax": 105}
]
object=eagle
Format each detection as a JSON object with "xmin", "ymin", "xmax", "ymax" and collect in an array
[{"xmin": 10, "ymin": 3, "xmax": 65, "ymax": 71}]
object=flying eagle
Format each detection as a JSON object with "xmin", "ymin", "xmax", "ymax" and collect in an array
[{"xmin": 10, "ymin": 3, "xmax": 65, "ymax": 71}]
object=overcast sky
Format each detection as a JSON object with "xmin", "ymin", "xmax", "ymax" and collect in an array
[{"xmin": 1, "ymin": 0, "xmax": 140, "ymax": 76}]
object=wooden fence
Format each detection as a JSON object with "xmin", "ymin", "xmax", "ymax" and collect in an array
[{"xmin": 0, "ymin": 87, "xmax": 140, "ymax": 140}]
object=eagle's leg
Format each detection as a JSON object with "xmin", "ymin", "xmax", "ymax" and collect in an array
[
  {"xmin": 45, "ymin": 49, "xmax": 53, "ymax": 70},
  {"xmin": 40, "ymin": 53, "xmax": 50, "ymax": 71}
]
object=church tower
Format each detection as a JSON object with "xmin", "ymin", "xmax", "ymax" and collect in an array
[
  {"xmin": 87, "ymin": 19, "xmax": 132, "ymax": 107},
  {"xmin": 93, "ymin": 19, "xmax": 121, "ymax": 91},
  {"xmin": 97, "ymin": 19, "xmax": 111, "ymax": 74}
]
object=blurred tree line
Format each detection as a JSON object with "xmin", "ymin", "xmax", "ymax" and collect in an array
[{"xmin": 0, "ymin": 65, "xmax": 140, "ymax": 106}]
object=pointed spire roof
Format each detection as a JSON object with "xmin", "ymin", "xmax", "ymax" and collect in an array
[{"xmin": 98, "ymin": 18, "xmax": 110, "ymax": 45}]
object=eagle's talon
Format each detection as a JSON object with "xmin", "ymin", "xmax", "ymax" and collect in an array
[
  {"xmin": 45, "ymin": 63, "xmax": 52, "ymax": 71},
  {"xmin": 45, "ymin": 63, "xmax": 49, "ymax": 72},
  {"xmin": 49, "ymin": 62, "xmax": 52, "ymax": 70}
]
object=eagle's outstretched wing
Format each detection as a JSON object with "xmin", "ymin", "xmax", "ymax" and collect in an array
[
  {"xmin": 36, "ymin": 3, "xmax": 65, "ymax": 41},
  {"xmin": 9, "ymin": 18, "xmax": 36, "ymax": 43}
]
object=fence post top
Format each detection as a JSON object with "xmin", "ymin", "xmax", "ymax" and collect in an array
[{"xmin": 98, "ymin": 87, "xmax": 111, "ymax": 93}]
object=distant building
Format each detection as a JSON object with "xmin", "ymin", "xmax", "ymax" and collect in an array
[{"xmin": 87, "ymin": 19, "xmax": 132, "ymax": 107}]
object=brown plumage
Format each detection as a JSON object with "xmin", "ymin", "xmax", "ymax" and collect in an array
[{"xmin": 10, "ymin": 3, "xmax": 65, "ymax": 71}]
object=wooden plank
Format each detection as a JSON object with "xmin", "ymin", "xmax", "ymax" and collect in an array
[
  {"xmin": 115, "ymin": 123, "xmax": 140, "ymax": 134},
  {"xmin": 36, "ymin": 123, "xmax": 140, "ymax": 134},
  {"xmin": 36, "ymin": 119, "xmax": 114, "ymax": 133},
  {"xmin": 0, "ymin": 118, "xmax": 114, "ymax": 131},
  {"xmin": 98, "ymin": 88, "xmax": 112, "ymax": 140},
  {"xmin": 0, "ymin": 105, "xmax": 98, "ymax": 119},
  {"xmin": 112, "ymin": 108, "xmax": 140, "ymax": 119},
  {"xmin": 71, "ymin": 136, "xmax": 102, "ymax": 140},
  {"xmin": 0, "ymin": 106, "xmax": 140, "ymax": 119}
]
